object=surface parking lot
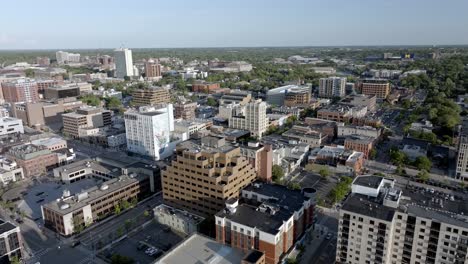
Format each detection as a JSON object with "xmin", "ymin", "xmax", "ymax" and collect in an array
[{"xmin": 101, "ymin": 221, "xmax": 184, "ymax": 263}]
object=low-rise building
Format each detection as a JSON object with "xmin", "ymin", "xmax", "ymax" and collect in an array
[
  {"xmin": 344, "ymin": 135, "xmax": 375, "ymax": 159},
  {"xmin": 261, "ymin": 135, "xmax": 310, "ymax": 175},
  {"xmin": 154, "ymin": 204, "xmax": 204, "ymax": 235},
  {"xmin": 304, "ymin": 118, "xmax": 337, "ymax": 140},
  {"xmin": 219, "ymin": 90, "xmax": 252, "ymax": 105},
  {"xmin": 174, "ymin": 119, "xmax": 212, "ymax": 136},
  {"xmin": 155, "ymin": 233, "xmax": 265, "ymax": 264},
  {"xmin": 44, "ymin": 85, "xmax": 80, "ymax": 99},
  {"xmin": 0, "ymin": 117, "xmax": 23, "ymax": 138},
  {"xmin": 31, "ymin": 137, "xmax": 67, "ymax": 151},
  {"xmin": 266, "ymin": 85, "xmax": 310, "ymax": 106},
  {"xmin": 0, "ymin": 219, "xmax": 22, "ymax": 262},
  {"xmin": 337, "ymin": 123, "xmax": 381, "ymax": 139},
  {"xmin": 282, "ymin": 125, "xmax": 327, "ymax": 147},
  {"xmin": 42, "ymin": 174, "xmax": 152, "ymax": 236},
  {"xmin": 317, "ymin": 104, "xmax": 367, "ymax": 123},
  {"xmin": 191, "ymin": 81, "xmax": 221, "ymax": 93},
  {"xmin": 308, "ymin": 146, "xmax": 364, "ymax": 175},
  {"xmin": 216, "ymin": 182, "xmax": 315, "ymax": 264},
  {"xmin": 340, "ymin": 94, "xmax": 377, "ymax": 112},
  {"xmin": 62, "ymin": 106, "xmax": 112, "ymax": 139},
  {"xmin": 7, "ymin": 144, "xmax": 59, "ymax": 177},
  {"xmin": 0, "ymin": 157, "xmax": 24, "ymax": 185}
]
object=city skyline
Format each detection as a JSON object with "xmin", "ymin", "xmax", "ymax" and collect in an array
[{"xmin": 1, "ymin": 0, "xmax": 468, "ymax": 49}]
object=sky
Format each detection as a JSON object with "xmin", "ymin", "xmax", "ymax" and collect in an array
[{"xmin": 1, "ymin": 0, "xmax": 467, "ymax": 49}]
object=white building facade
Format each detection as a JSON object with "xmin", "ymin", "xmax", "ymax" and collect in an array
[
  {"xmin": 319, "ymin": 77, "xmax": 346, "ymax": 98},
  {"xmin": 114, "ymin": 48, "xmax": 134, "ymax": 78},
  {"xmin": 0, "ymin": 117, "xmax": 24, "ymax": 137},
  {"xmin": 229, "ymin": 100, "xmax": 268, "ymax": 138},
  {"xmin": 124, "ymin": 104, "xmax": 174, "ymax": 160}
]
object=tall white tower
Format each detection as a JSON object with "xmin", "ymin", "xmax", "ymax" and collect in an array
[{"xmin": 114, "ymin": 48, "xmax": 134, "ymax": 78}]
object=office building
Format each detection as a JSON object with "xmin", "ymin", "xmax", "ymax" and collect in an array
[
  {"xmin": 42, "ymin": 174, "xmax": 151, "ymax": 236},
  {"xmin": 36, "ymin": 79, "xmax": 61, "ymax": 93},
  {"xmin": 337, "ymin": 175, "xmax": 468, "ymax": 264},
  {"xmin": 317, "ymin": 105, "xmax": 367, "ymax": 123},
  {"xmin": 124, "ymin": 104, "xmax": 174, "ymax": 160},
  {"xmin": 44, "ymin": 85, "xmax": 80, "ymax": 99},
  {"xmin": 284, "ymin": 88, "xmax": 311, "ymax": 106},
  {"xmin": 215, "ymin": 182, "xmax": 316, "ymax": 264},
  {"xmin": 7, "ymin": 144, "xmax": 59, "ymax": 177},
  {"xmin": 55, "ymin": 51, "xmax": 80, "ymax": 64},
  {"xmin": 145, "ymin": 59, "xmax": 162, "ymax": 80},
  {"xmin": 174, "ymin": 101, "xmax": 197, "ymax": 120},
  {"xmin": 319, "ymin": 77, "xmax": 346, "ymax": 98},
  {"xmin": 0, "ymin": 219, "xmax": 22, "ymax": 262},
  {"xmin": 62, "ymin": 107, "xmax": 112, "ymax": 139},
  {"xmin": 191, "ymin": 81, "xmax": 221, "ymax": 93},
  {"xmin": 266, "ymin": 85, "xmax": 311, "ymax": 106},
  {"xmin": 131, "ymin": 87, "xmax": 171, "ymax": 106},
  {"xmin": 229, "ymin": 100, "xmax": 268, "ymax": 138},
  {"xmin": 0, "ymin": 117, "xmax": 23, "ymax": 138},
  {"xmin": 11, "ymin": 97, "xmax": 83, "ymax": 127},
  {"xmin": 1, "ymin": 78, "xmax": 39, "ymax": 103},
  {"xmin": 156, "ymin": 233, "xmax": 265, "ymax": 264},
  {"xmin": 154, "ymin": 204, "xmax": 204, "ymax": 235},
  {"xmin": 114, "ymin": 48, "xmax": 133, "ymax": 78},
  {"xmin": 357, "ymin": 79, "xmax": 391, "ymax": 99},
  {"xmin": 219, "ymin": 90, "xmax": 252, "ymax": 106},
  {"xmin": 162, "ymin": 136, "xmax": 257, "ymax": 217}
]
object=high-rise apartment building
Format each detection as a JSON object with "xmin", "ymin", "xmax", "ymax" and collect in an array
[
  {"xmin": 357, "ymin": 79, "xmax": 391, "ymax": 99},
  {"xmin": 131, "ymin": 87, "xmax": 171, "ymax": 106},
  {"xmin": 174, "ymin": 101, "xmax": 197, "ymax": 120},
  {"xmin": 55, "ymin": 51, "xmax": 80, "ymax": 64},
  {"xmin": 1, "ymin": 79, "xmax": 39, "ymax": 103},
  {"xmin": 337, "ymin": 175, "xmax": 468, "ymax": 264},
  {"xmin": 145, "ymin": 59, "xmax": 162, "ymax": 80},
  {"xmin": 124, "ymin": 104, "xmax": 174, "ymax": 160},
  {"xmin": 162, "ymin": 136, "xmax": 257, "ymax": 217},
  {"xmin": 114, "ymin": 48, "xmax": 134, "ymax": 78},
  {"xmin": 319, "ymin": 77, "xmax": 347, "ymax": 98},
  {"xmin": 62, "ymin": 107, "xmax": 112, "ymax": 138},
  {"xmin": 229, "ymin": 100, "xmax": 268, "ymax": 138}
]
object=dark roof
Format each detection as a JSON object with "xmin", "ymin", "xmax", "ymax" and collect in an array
[
  {"xmin": 0, "ymin": 219, "xmax": 17, "ymax": 234},
  {"xmin": 243, "ymin": 250, "xmax": 264, "ymax": 263},
  {"xmin": 216, "ymin": 204, "xmax": 290, "ymax": 234},
  {"xmin": 243, "ymin": 182, "xmax": 308, "ymax": 214},
  {"xmin": 401, "ymin": 137, "xmax": 430, "ymax": 149},
  {"xmin": 353, "ymin": 175, "xmax": 383, "ymax": 189},
  {"xmin": 341, "ymin": 193, "xmax": 396, "ymax": 222}
]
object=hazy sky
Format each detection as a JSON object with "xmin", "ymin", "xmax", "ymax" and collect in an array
[{"xmin": 1, "ymin": 0, "xmax": 467, "ymax": 49}]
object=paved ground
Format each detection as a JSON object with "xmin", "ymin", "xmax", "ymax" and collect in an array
[
  {"xmin": 102, "ymin": 221, "xmax": 184, "ymax": 264},
  {"xmin": 289, "ymin": 170, "xmax": 340, "ymax": 205}
]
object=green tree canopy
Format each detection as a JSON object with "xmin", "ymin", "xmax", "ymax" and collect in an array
[
  {"xmin": 272, "ymin": 165, "xmax": 284, "ymax": 183},
  {"xmin": 414, "ymin": 156, "xmax": 432, "ymax": 171}
]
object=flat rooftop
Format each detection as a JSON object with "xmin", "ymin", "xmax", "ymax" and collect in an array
[
  {"xmin": 216, "ymin": 204, "xmax": 290, "ymax": 234},
  {"xmin": 353, "ymin": 175, "xmax": 383, "ymax": 189},
  {"xmin": 0, "ymin": 219, "xmax": 18, "ymax": 234},
  {"xmin": 156, "ymin": 233, "xmax": 245, "ymax": 264}
]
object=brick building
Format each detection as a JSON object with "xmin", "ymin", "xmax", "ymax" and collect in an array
[
  {"xmin": 344, "ymin": 135, "xmax": 375, "ymax": 159},
  {"xmin": 357, "ymin": 79, "xmax": 391, "ymax": 99},
  {"xmin": 215, "ymin": 183, "xmax": 315, "ymax": 264},
  {"xmin": 131, "ymin": 87, "xmax": 170, "ymax": 106},
  {"xmin": 1, "ymin": 79, "xmax": 39, "ymax": 103},
  {"xmin": 191, "ymin": 81, "xmax": 221, "ymax": 93},
  {"xmin": 7, "ymin": 144, "xmax": 59, "ymax": 177},
  {"xmin": 174, "ymin": 101, "xmax": 197, "ymax": 120}
]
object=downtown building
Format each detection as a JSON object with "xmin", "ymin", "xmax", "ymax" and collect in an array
[
  {"xmin": 0, "ymin": 117, "xmax": 23, "ymax": 138},
  {"xmin": 62, "ymin": 106, "xmax": 112, "ymax": 139},
  {"xmin": 131, "ymin": 87, "xmax": 171, "ymax": 106},
  {"xmin": 161, "ymin": 136, "xmax": 257, "ymax": 217},
  {"xmin": 124, "ymin": 104, "xmax": 174, "ymax": 160},
  {"xmin": 456, "ymin": 122, "xmax": 468, "ymax": 181},
  {"xmin": 319, "ymin": 77, "xmax": 347, "ymax": 98},
  {"xmin": 337, "ymin": 175, "xmax": 468, "ymax": 264},
  {"xmin": 215, "ymin": 182, "xmax": 316, "ymax": 264},
  {"xmin": 145, "ymin": 59, "xmax": 162, "ymax": 81},
  {"xmin": 114, "ymin": 48, "xmax": 133, "ymax": 78},
  {"xmin": 0, "ymin": 219, "xmax": 22, "ymax": 262},
  {"xmin": 356, "ymin": 79, "xmax": 391, "ymax": 99},
  {"xmin": 1, "ymin": 78, "xmax": 39, "ymax": 103},
  {"xmin": 42, "ymin": 174, "xmax": 152, "ymax": 236},
  {"xmin": 174, "ymin": 101, "xmax": 197, "ymax": 120},
  {"xmin": 56, "ymin": 51, "xmax": 80, "ymax": 64},
  {"xmin": 229, "ymin": 100, "xmax": 268, "ymax": 138}
]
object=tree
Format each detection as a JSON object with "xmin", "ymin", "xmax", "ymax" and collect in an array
[
  {"xmin": 143, "ymin": 210, "xmax": 150, "ymax": 217},
  {"xmin": 319, "ymin": 167, "xmax": 330, "ymax": 178},
  {"xmin": 130, "ymin": 197, "xmax": 138, "ymax": 208},
  {"xmin": 285, "ymin": 258, "xmax": 298, "ymax": 264},
  {"xmin": 124, "ymin": 219, "xmax": 133, "ymax": 233},
  {"xmin": 413, "ymin": 156, "xmax": 432, "ymax": 171},
  {"xmin": 25, "ymin": 69, "xmax": 35, "ymax": 78},
  {"xmin": 80, "ymin": 94, "xmax": 102, "ymax": 107},
  {"xmin": 10, "ymin": 255, "xmax": 20, "ymax": 264},
  {"xmin": 121, "ymin": 200, "xmax": 131, "ymax": 210},
  {"xmin": 389, "ymin": 148, "xmax": 407, "ymax": 166},
  {"xmin": 417, "ymin": 170, "xmax": 430, "ymax": 183},
  {"xmin": 114, "ymin": 203, "xmax": 121, "ymax": 215},
  {"xmin": 106, "ymin": 96, "xmax": 122, "ymax": 109},
  {"xmin": 369, "ymin": 149, "xmax": 377, "ymax": 160},
  {"xmin": 272, "ymin": 165, "xmax": 284, "ymax": 183},
  {"xmin": 206, "ymin": 97, "xmax": 218, "ymax": 107},
  {"xmin": 288, "ymin": 182, "xmax": 301, "ymax": 190},
  {"xmin": 111, "ymin": 254, "xmax": 135, "ymax": 264}
]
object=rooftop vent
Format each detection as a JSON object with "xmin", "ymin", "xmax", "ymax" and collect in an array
[{"xmin": 100, "ymin": 184, "xmax": 109, "ymax": 191}]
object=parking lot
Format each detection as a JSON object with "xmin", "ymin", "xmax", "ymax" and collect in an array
[{"xmin": 100, "ymin": 221, "xmax": 184, "ymax": 263}]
